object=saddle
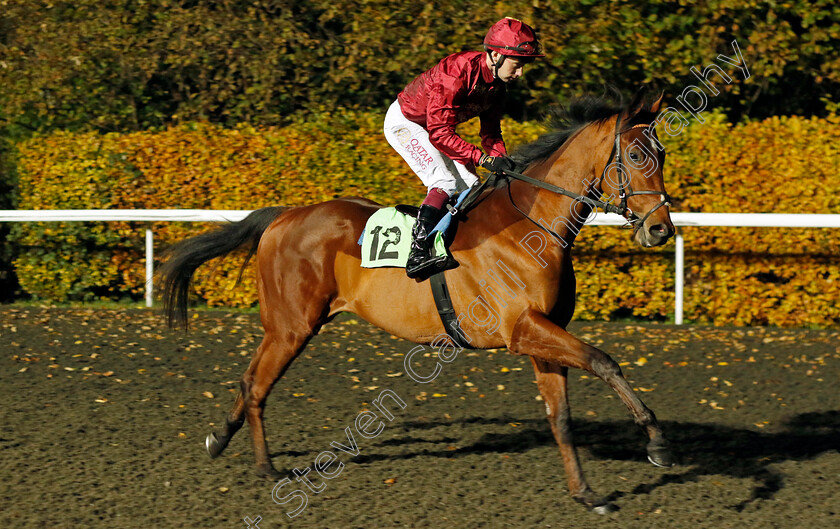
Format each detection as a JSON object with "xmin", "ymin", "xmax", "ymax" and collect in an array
[{"xmin": 394, "ymin": 204, "xmax": 420, "ymax": 218}]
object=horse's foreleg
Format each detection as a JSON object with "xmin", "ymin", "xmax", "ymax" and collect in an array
[
  {"xmin": 530, "ymin": 358, "xmax": 615, "ymax": 512},
  {"xmin": 511, "ymin": 310, "xmax": 675, "ymax": 470}
]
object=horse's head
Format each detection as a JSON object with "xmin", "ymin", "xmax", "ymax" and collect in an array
[
  {"xmin": 507, "ymin": 91, "xmax": 675, "ymax": 249},
  {"xmin": 599, "ymin": 89, "xmax": 675, "ymax": 248}
]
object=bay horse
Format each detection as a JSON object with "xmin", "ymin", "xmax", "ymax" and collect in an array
[{"xmin": 159, "ymin": 91, "xmax": 676, "ymax": 512}]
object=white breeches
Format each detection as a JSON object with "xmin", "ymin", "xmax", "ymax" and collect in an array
[{"xmin": 383, "ymin": 100, "xmax": 479, "ymax": 197}]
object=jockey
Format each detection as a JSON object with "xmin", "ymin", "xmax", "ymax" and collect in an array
[{"xmin": 383, "ymin": 17, "xmax": 545, "ymax": 280}]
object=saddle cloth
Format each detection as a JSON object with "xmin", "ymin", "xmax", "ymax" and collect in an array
[
  {"xmin": 357, "ymin": 188, "xmax": 474, "ymax": 268},
  {"xmin": 358, "ymin": 208, "xmax": 447, "ymax": 268}
]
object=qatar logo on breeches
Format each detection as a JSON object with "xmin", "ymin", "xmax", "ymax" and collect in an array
[{"xmin": 395, "ymin": 127, "xmax": 434, "ymax": 171}]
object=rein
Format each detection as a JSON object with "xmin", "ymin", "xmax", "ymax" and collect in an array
[{"xmin": 497, "ymin": 114, "xmax": 671, "ymax": 238}]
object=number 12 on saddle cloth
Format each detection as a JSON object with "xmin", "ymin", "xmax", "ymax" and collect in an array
[{"xmin": 358, "ymin": 207, "xmax": 448, "ymax": 268}]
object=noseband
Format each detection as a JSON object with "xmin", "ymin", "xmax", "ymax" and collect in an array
[{"xmin": 498, "ymin": 112, "xmax": 671, "ymax": 237}]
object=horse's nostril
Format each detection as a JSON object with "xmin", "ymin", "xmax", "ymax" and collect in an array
[{"xmin": 649, "ymin": 224, "xmax": 671, "ymax": 237}]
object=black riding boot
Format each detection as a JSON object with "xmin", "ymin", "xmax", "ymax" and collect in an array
[{"xmin": 406, "ymin": 205, "xmax": 458, "ymax": 280}]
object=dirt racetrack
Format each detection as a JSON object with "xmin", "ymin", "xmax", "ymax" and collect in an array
[{"xmin": 1, "ymin": 306, "xmax": 838, "ymax": 528}]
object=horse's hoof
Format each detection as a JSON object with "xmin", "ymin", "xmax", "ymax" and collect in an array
[
  {"xmin": 255, "ymin": 464, "xmax": 285, "ymax": 480},
  {"xmin": 573, "ymin": 491, "xmax": 616, "ymax": 513},
  {"xmin": 647, "ymin": 438, "xmax": 676, "ymax": 467},
  {"xmin": 205, "ymin": 432, "xmax": 225, "ymax": 459},
  {"xmin": 592, "ymin": 503, "xmax": 619, "ymax": 515},
  {"xmin": 648, "ymin": 453, "xmax": 674, "ymax": 467}
]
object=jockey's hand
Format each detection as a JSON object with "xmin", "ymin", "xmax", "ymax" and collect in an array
[{"xmin": 479, "ymin": 154, "xmax": 515, "ymax": 173}]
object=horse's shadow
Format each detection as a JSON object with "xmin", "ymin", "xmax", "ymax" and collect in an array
[{"xmin": 272, "ymin": 411, "xmax": 839, "ymax": 510}]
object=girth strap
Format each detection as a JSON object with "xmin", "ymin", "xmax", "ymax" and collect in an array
[{"xmin": 429, "ymin": 271, "xmax": 472, "ymax": 349}]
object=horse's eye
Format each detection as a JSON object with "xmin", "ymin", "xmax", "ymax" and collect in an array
[{"xmin": 629, "ymin": 152, "xmax": 641, "ymax": 162}]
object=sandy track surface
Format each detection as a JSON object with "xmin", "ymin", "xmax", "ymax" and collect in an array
[{"xmin": 1, "ymin": 307, "xmax": 838, "ymax": 528}]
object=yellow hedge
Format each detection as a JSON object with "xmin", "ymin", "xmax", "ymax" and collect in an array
[
  {"xmin": 10, "ymin": 111, "xmax": 840, "ymax": 327},
  {"xmin": 12, "ymin": 114, "xmax": 422, "ymax": 306}
]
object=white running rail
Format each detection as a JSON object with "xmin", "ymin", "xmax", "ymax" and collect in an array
[{"xmin": 2, "ymin": 210, "xmax": 839, "ymax": 321}]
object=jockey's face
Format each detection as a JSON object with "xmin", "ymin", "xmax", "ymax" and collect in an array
[{"xmin": 488, "ymin": 52, "xmax": 531, "ymax": 83}]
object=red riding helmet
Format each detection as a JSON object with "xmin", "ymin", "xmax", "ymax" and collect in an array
[{"xmin": 483, "ymin": 18, "xmax": 545, "ymax": 58}]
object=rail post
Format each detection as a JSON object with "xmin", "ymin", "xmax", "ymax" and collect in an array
[
  {"xmin": 145, "ymin": 228, "xmax": 154, "ymax": 308},
  {"xmin": 675, "ymin": 230, "xmax": 684, "ymax": 325}
]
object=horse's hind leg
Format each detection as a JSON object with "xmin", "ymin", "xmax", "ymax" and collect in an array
[
  {"xmin": 531, "ymin": 358, "xmax": 615, "ymax": 512},
  {"xmin": 205, "ymin": 392, "xmax": 245, "ymax": 458},
  {"xmin": 204, "ymin": 327, "xmax": 315, "ymax": 479},
  {"xmin": 241, "ymin": 332, "xmax": 314, "ymax": 479}
]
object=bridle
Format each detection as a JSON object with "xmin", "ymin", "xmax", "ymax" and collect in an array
[
  {"xmin": 608, "ymin": 116, "xmax": 672, "ymax": 231},
  {"xmin": 498, "ymin": 112, "xmax": 672, "ymax": 237}
]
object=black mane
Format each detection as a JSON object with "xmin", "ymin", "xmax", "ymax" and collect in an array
[{"xmin": 510, "ymin": 96, "xmax": 623, "ymax": 168}]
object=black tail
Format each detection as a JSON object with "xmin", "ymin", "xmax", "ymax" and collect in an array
[{"xmin": 158, "ymin": 206, "xmax": 287, "ymax": 329}]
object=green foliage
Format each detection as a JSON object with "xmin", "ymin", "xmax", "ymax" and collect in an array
[
  {"xmin": 0, "ymin": 0, "xmax": 338, "ymax": 133},
  {"xmin": 1, "ymin": 0, "xmax": 838, "ymax": 137}
]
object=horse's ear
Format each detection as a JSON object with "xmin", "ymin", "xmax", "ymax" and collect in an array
[
  {"xmin": 628, "ymin": 86, "xmax": 648, "ymax": 116},
  {"xmin": 650, "ymin": 91, "xmax": 665, "ymax": 113}
]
